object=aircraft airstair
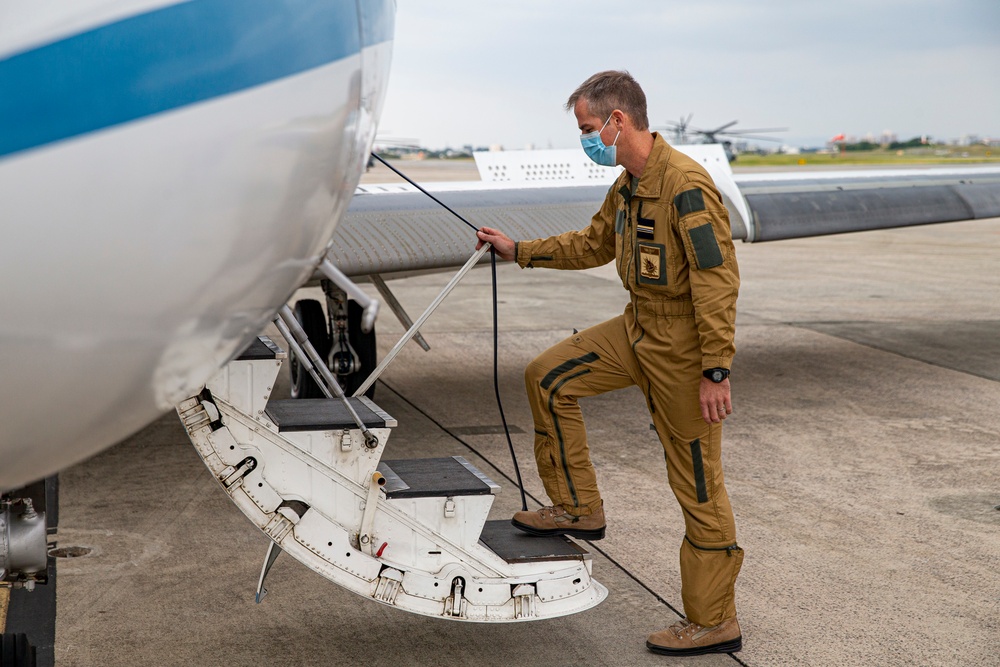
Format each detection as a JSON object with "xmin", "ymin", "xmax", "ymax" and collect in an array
[{"xmin": 176, "ymin": 334, "xmax": 607, "ymax": 621}]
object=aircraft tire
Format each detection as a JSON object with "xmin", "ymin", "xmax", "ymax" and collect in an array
[
  {"xmin": 0, "ymin": 634, "xmax": 36, "ymax": 667},
  {"xmin": 289, "ymin": 299, "xmax": 331, "ymax": 399}
]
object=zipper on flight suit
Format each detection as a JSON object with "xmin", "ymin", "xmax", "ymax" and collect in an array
[
  {"xmin": 616, "ymin": 197, "xmax": 628, "ymax": 284},
  {"xmin": 620, "ymin": 177, "xmax": 638, "ymax": 288},
  {"xmin": 685, "ymin": 535, "xmax": 741, "ymax": 556},
  {"xmin": 624, "ymin": 201, "xmax": 634, "ymax": 286}
]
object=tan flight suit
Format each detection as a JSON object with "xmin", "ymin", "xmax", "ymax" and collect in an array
[{"xmin": 515, "ymin": 133, "xmax": 743, "ymax": 627}]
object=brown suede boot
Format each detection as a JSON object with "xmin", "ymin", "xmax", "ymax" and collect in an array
[
  {"xmin": 511, "ymin": 505, "xmax": 606, "ymax": 539},
  {"xmin": 646, "ymin": 617, "xmax": 742, "ymax": 656}
]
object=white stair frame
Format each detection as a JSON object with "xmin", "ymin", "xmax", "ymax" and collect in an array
[{"xmin": 177, "ymin": 337, "xmax": 607, "ymax": 622}]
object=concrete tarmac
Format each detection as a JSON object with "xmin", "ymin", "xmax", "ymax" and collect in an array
[{"xmin": 44, "ymin": 162, "xmax": 1000, "ymax": 666}]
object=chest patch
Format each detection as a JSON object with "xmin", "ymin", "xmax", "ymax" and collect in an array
[
  {"xmin": 636, "ymin": 201, "xmax": 655, "ymax": 240},
  {"xmin": 636, "ymin": 242, "xmax": 667, "ymax": 285}
]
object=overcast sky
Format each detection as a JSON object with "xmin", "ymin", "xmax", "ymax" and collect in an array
[{"xmin": 376, "ymin": 0, "xmax": 1000, "ymax": 150}]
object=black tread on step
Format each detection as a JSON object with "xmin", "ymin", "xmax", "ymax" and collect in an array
[
  {"xmin": 236, "ymin": 336, "xmax": 283, "ymax": 360},
  {"xmin": 479, "ymin": 520, "xmax": 589, "ymax": 563},
  {"xmin": 378, "ymin": 456, "xmax": 498, "ymax": 499},
  {"xmin": 265, "ymin": 397, "xmax": 395, "ymax": 432}
]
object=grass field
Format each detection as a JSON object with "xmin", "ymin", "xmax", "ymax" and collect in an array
[{"xmin": 736, "ymin": 144, "xmax": 999, "ymax": 166}]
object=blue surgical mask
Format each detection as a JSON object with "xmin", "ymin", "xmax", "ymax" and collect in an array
[{"xmin": 580, "ymin": 114, "xmax": 620, "ymax": 166}]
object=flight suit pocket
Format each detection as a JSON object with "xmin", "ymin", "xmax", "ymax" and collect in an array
[
  {"xmin": 615, "ymin": 209, "xmax": 625, "ymax": 234},
  {"xmin": 687, "ymin": 222, "xmax": 724, "ymax": 269},
  {"xmin": 636, "ymin": 242, "xmax": 667, "ymax": 286}
]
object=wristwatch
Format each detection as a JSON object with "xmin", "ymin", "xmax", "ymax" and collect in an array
[{"xmin": 703, "ymin": 368, "xmax": 730, "ymax": 383}]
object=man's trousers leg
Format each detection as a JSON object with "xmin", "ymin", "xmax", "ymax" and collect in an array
[
  {"xmin": 636, "ymin": 309, "xmax": 744, "ymax": 627},
  {"xmin": 524, "ymin": 315, "xmax": 642, "ymax": 516}
]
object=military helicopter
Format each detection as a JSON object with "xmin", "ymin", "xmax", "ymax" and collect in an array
[{"xmin": 660, "ymin": 114, "xmax": 787, "ymax": 162}]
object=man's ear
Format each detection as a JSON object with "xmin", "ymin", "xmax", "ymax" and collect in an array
[{"xmin": 612, "ymin": 109, "xmax": 627, "ymax": 130}]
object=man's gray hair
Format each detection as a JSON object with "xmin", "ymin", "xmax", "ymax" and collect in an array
[{"xmin": 566, "ymin": 70, "xmax": 649, "ymax": 130}]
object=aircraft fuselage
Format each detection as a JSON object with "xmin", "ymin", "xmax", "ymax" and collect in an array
[{"xmin": 0, "ymin": 0, "xmax": 395, "ymax": 490}]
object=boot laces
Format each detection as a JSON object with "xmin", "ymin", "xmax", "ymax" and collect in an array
[
  {"xmin": 537, "ymin": 505, "xmax": 566, "ymax": 519},
  {"xmin": 670, "ymin": 618, "xmax": 702, "ymax": 638}
]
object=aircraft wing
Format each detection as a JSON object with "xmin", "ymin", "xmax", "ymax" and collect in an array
[
  {"xmin": 331, "ymin": 146, "xmax": 1000, "ymax": 277},
  {"xmin": 734, "ymin": 166, "xmax": 1000, "ymax": 242},
  {"xmin": 333, "ymin": 181, "xmax": 612, "ymax": 276}
]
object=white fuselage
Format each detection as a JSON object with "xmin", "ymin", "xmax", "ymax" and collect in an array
[{"xmin": 0, "ymin": 0, "xmax": 394, "ymax": 489}]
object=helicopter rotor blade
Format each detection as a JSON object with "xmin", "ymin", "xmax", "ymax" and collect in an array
[
  {"xmin": 721, "ymin": 127, "xmax": 789, "ymax": 135},
  {"xmin": 715, "ymin": 133, "xmax": 786, "ymax": 143},
  {"xmin": 708, "ymin": 120, "xmax": 739, "ymax": 134}
]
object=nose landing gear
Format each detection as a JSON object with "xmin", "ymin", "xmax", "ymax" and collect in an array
[{"xmin": 289, "ymin": 284, "xmax": 376, "ymax": 400}]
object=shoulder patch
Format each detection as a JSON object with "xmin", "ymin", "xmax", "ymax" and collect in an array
[
  {"xmin": 688, "ymin": 223, "xmax": 724, "ymax": 269},
  {"xmin": 674, "ymin": 188, "xmax": 706, "ymax": 217}
]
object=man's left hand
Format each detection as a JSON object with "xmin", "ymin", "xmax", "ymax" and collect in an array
[
  {"xmin": 476, "ymin": 227, "xmax": 516, "ymax": 261},
  {"xmin": 700, "ymin": 377, "xmax": 732, "ymax": 424}
]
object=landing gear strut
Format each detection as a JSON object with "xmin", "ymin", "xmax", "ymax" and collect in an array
[{"xmin": 288, "ymin": 282, "xmax": 376, "ymax": 400}]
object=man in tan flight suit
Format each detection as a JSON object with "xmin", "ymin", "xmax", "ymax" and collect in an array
[{"xmin": 476, "ymin": 71, "xmax": 744, "ymax": 656}]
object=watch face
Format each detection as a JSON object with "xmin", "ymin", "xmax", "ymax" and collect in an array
[{"xmin": 703, "ymin": 368, "xmax": 728, "ymax": 382}]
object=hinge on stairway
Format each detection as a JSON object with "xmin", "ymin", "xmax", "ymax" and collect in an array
[
  {"xmin": 177, "ymin": 397, "xmax": 211, "ymax": 435},
  {"xmin": 512, "ymin": 583, "xmax": 536, "ymax": 619},
  {"xmin": 373, "ymin": 567, "xmax": 403, "ymax": 603},
  {"xmin": 219, "ymin": 457, "xmax": 257, "ymax": 489},
  {"xmin": 445, "ymin": 577, "xmax": 466, "ymax": 618},
  {"xmin": 262, "ymin": 513, "xmax": 294, "ymax": 543}
]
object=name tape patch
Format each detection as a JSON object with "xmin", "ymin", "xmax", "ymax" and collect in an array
[{"xmin": 674, "ymin": 188, "xmax": 706, "ymax": 217}]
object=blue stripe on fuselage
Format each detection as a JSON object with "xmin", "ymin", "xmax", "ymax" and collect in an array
[{"xmin": 0, "ymin": 0, "xmax": 394, "ymax": 159}]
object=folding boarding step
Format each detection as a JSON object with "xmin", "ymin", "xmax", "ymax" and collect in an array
[
  {"xmin": 177, "ymin": 335, "xmax": 607, "ymax": 622},
  {"xmin": 376, "ymin": 456, "xmax": 500, "ymax": 554},
  {"xmin": 479, "ymin": 520, "xmax": 590, "ymax": 564},
  {"xmin": 236, "ymin": 336, "xmax": 283, "ymax": 361},
  {"xmin": 378, "ymin": 456, "xmax": 498, "ymax": 498},
  {"xmin": 266, "ymin": 397, "xmax": 396, "ymax": 432}
]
